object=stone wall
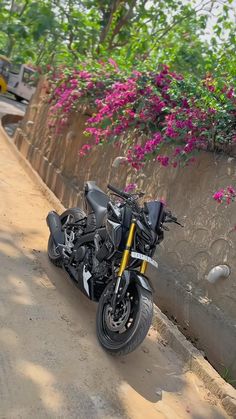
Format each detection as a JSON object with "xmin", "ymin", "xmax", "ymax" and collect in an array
[{"xmin": 14, "ymin": 80, "xmax": 236, "ymax": 381}]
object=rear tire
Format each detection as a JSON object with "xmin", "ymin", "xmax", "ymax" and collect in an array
[
  {"xmin": 96, "ymin": 281, "xmax": 153, "ymax": 356},
  {"xmin": 47, "ymin": 207, "xmax": 86, "ymax": 267}
]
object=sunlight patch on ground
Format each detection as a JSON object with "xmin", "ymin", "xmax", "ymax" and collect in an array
[
  {"xmin": 17, "ymin": 360, "xmax": 64, "ymax": 412},
  {"xmin": 0, "ymin": 327, "xmax": 19, "ymax": 347},
  {"xmin": 8, "ymin": 275, "xmax": 35, "ymax": 306}
]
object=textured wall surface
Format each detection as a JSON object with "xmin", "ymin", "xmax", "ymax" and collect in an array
[{"xmin": 14, "ymin": 80, "xmax": 236, "ymax": 380}]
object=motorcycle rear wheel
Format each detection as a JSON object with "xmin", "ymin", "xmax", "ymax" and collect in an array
[
  {"xmin": 96, "ymin": 281, "xmax": 153, "ymax": 356},
  {"xmin": 47, "ymin": 207, "xmax": 85, "ymax": 267}
]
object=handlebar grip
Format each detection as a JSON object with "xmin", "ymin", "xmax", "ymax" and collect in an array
[{"xmin": 107, "ymin": 184, "xmax": 130, "ymax": 199}]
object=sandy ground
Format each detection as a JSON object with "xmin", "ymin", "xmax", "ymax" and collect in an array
[{"xmin": 0, "ymin": 98, "xmax": 229, "ymax": 418}]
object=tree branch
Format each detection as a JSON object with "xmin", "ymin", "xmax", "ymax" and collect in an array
[
  {"xmin": 108, "ymin": 0, "xmax": 137, "ymax": 48},
  {"xmin": 147, "ymin": 12, "xmax": 192, "ymax": 55},
  {"xmin": 97, "ymin": 0, "xmax": 122, "ymax": 52},
  {"xmin": 67, "ymin": 32, "xmax": 79, "ymax": 60},
  {"xmin": 19, "ymin": 0, "xmax": 30, "ymax": 17},
  {"xmin": 107, "ymin": 39, "xmax": 128, "ymax": 50}
]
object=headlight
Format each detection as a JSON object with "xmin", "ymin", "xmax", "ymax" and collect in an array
[{"xmin": 144, "ymin": 201, "xmax": 165, "ymax": 234}]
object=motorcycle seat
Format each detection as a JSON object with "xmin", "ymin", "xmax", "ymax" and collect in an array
[{"xmin": 85, "ymin": 181, "xmax": 109, "ymax": 227}]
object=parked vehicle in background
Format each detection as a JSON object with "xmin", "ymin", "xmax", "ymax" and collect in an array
[
  {"xmin": 7, "ymin": 64, "xmax": 36, "ymax": 102},
  {"xmin": 0, "ymin": 55, "xmax": 11, "ymax": 94}
]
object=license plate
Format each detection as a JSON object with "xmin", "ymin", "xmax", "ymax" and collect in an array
[{"xmin": 131, "ymin": 252, "xmax": 158, "ymax": 269}]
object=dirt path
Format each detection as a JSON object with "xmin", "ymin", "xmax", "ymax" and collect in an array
[{"xmin": 0, "ymin": 107, "xmax": 229, "ymax": 418}]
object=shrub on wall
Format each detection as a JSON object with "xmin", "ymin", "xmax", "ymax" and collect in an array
[{"xmin": 46, "ymin": 62, "xmax": 236, "ymax": 171}]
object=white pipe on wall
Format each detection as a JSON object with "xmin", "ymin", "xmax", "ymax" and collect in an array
[{"xmin": 206, "ymin": 265, "xmax": 230, "ymax": 284}]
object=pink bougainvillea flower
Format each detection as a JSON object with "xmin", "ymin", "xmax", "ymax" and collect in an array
[
  {"xmin": 87, "ymin": 81, "xmax": 94, "ymax": 89},
  {"xmin": 213, "ymin": 186, "xmax": 236, "ymax": 204},
  {"xmin": 174, "ymin": 147, "xmax": 182, "ymax": 156},
  {"xmin": 108, "ymin": 58, "xmax": 119, "ymax": 70},
  {"xmin": 181, "ymin": 98, "xmax": 189, "ymax": 108},
  {"xmin": 124, "ymin": 183, "xmax": 137, "ymax": 193},
  {"xmin": 156, "ymin": 155, "xmax": 169, "ymax": 167},
  {"xmin": 132, "ymin": 70, "xmax": 142, "ymax": 78},
  {"xmin": 47, "ymin": 63, "xmax": 235, "ymax": 180},
  {"xmin": 227, "ymin": 186, "xmax": 236, "ymax": 195},
  {"xmin": 207, "ymin": 85, "xmax": 215, "ymax": 93},
  {"xmin": 226, "ymin": 88, "xmax": 234, "ymax": 99},
  {"xmin": 79, "ymin": 144, "xmax": 92, "ymax": 157},
  {"xmin": 166, "ymin": 126, "xmax": 178, "ymax": 138},
  {"xmin": 78, "ymin": 71, "xmax": 91, "ymax": 80},
  {"xmin": 213, "ymin": 189, "xmax": 225, "ymax": 203}
]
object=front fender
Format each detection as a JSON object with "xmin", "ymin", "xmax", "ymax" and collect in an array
[{"xmin": 122, "ymin": 270, "xmax": 153, "ymax": 293}]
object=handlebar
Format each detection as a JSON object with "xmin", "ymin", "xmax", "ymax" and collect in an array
[
  {"xmin": 107, "ymin": 184, "xmax": 130, "ymax": 199},
  {"xmin": 107, "ymin": 184, "xmax": 183, "ymax": 227}
]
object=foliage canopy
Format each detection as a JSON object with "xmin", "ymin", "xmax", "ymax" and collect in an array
[{"xmin": 0, "ymin": 0, "xmax": 235, "ymax": 79}]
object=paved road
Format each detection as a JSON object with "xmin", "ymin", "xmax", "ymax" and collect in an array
[
  {"xmin": 0, "ymin": 94, "xmax": 26, "ymax": 118},
  {"xmin": 0, "ymin": 98, "xmax": 228, "ymax": 418}
]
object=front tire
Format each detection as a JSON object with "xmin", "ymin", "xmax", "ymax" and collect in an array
[
  {"xmin": 96, "ymin": 281, "xmax": 153, "ymax": 356},
  {"xmin": 47, "ymin": 207, "xmax": 85, "ymax": 267}
]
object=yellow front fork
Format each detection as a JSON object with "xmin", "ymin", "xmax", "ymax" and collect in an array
[
  {"xmin": 140, "ymin": 260, "xmax": 147, "ymax": 274},
  {"xmin": 114, "ymin": 221, "xmax": 148, "ymax": 298},
  {"xmin": 117, "ymin": 221, "xmax": 136, "ymax": 277},
  {"xmin": 117, "ymin": 221, "xmax": 148, "ymax": 277}
]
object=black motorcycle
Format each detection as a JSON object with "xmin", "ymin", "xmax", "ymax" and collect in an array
[{"xmin": 46, "ymin": 181, "xmax": 180, "ymax": 355}]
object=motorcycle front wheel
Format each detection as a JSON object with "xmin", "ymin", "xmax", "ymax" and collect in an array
[{"xmin": 96, "ymin": 281, "xmax": 153, "ymax": 356}]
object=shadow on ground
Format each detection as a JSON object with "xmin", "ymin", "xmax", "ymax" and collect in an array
[{"xmin": 0, "ymin": 227, "xmax": 226, "ymax": 418}]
